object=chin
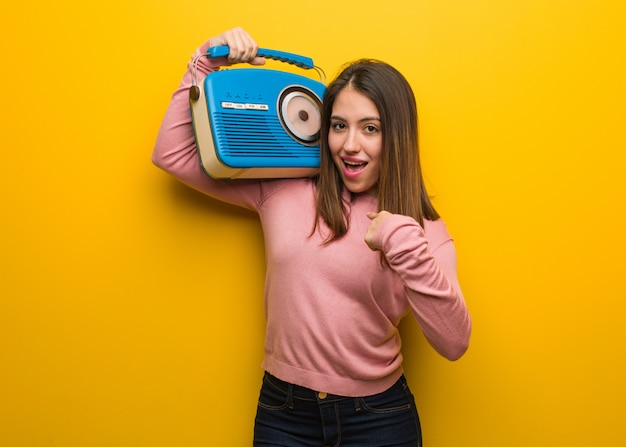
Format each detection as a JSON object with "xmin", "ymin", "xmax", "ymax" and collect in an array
[{"xmin": 344, "ymin": 182, "xmax": 378, "ymax": 196}]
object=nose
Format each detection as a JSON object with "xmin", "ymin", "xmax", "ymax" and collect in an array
[{"xmin": 343, "ymin": 130, "xmax": 360, "ymax": 154}]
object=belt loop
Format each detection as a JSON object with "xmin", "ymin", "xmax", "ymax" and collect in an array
[{"xmin": 287, "ymin": 383, "xmax": 295, "ymax": 410}]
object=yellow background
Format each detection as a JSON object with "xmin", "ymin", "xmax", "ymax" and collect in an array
[{"xmin": 1, "ymin": 0, "xmax": 625, "ymax": 446}]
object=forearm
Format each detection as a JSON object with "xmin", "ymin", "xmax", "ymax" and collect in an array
[
  {"xmin": 374, "ymin": 215, "xmax": 472, "ymax": 360},
  {"xmin": 151, "ymin": 39, "xmax": 228, "ymax": 192},
  {"xmin": 408, "ymin": 239, "xmax": 471, "ymax": 361}
]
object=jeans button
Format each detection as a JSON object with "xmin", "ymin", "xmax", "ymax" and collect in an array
[{"xmin": 318, "ymin": 392, "xmax": 328, "ymax": 399}]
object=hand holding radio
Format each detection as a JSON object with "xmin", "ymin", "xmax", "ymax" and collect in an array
[{"xmin": 210, "ymin": 26, "xmax": 266, "ymax": 66}]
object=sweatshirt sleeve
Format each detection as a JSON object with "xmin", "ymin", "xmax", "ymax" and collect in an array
[
  {"xmin": 151, "ymin": 39, "xmax": 264, "ymax": 211},
  {"xmin": 372, "ymin": 215, "xmax": 472, "ymax": 360}
]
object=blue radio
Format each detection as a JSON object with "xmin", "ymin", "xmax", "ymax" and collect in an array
[{"xmin": 189, "ymin": 46, "xmax": 326, "ymax": 179}]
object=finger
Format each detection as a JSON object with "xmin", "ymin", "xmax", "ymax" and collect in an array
[
  {"xmin": 225, "ymin": 27, "xmax": 258, "ymax": 63},
  {"xmin": 223, "ymin": 28, "xmax": 246, "ymax": 61},
  {"xmin": 249, "ymin": 56, "xmax": 266, "ymax": 66},
  {"xmin": 367, "ymin": 211, "xmax": 378, "ymax": 220}
]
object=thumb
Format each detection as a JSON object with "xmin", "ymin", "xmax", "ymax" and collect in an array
[
  {"xmin": 367, "ymin": 211, "xmax": 378, "ymax": 220},
  {"xmin": 249, "ymin": 56, "xmax": 266, "ymax": 66}
]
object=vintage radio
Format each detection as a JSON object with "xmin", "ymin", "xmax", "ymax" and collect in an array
[{"xmin": 189, "ymin": 46, "xmax": 326, "ymax": 179}]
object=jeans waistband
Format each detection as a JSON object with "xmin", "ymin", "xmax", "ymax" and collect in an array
[
  {"xmin": 263, "ymin": 371, "xmax": 406, "ymax": 401},
  {"xmin": 265, "ymin": 372, "xmax": 336, "ymax": 400},
  {"xmin": 264, "ymin": 372, "xmax": 351, "ymax": 401}
]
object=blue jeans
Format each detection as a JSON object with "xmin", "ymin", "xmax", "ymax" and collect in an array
[{"xmin": 253, "ymin": 372, "xmax": 422, "ymax": 447}]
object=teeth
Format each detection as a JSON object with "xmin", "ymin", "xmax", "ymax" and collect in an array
[{"xmin": 345, "ymin": 160, "xmax": 365, "ymax": 166}]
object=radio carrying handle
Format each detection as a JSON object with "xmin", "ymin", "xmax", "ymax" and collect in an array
[
  {"xmin": 190, "ymin": 46, "xmax": 324, "ymax": 102},
  {"xmin": 206, "ymin": 46, "xmax": 315, "ymax": 70}
]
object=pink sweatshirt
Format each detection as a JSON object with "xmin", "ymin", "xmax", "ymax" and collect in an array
[{"xmin": 152, "ymin": 40, "xmax": 471, "ymax": 397}]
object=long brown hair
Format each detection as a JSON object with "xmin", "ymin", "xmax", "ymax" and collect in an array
[{"xmin": 314, "ymin": 59, "xmax": 439, "ymax": 242}]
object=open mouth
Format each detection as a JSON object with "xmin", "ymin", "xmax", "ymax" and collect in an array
[{"xmin": 343, "ymin": 159, "xmax": 368, "ymax": 174}]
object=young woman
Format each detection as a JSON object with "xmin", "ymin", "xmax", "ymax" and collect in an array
[{"xmin": 153, "ymin": 26, "xmax": 471, "ymax": 447}]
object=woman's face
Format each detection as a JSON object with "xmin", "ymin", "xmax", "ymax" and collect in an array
[{"xmin": 328, "ymin": 88, "xmax": 383, "ymax": 196}]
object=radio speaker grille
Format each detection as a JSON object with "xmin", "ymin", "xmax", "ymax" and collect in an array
[{"xmin": 214, "ymin": 112, "xmax": 319, "ymax": 159}]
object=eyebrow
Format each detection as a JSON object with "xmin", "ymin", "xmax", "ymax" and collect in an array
[{"xmin": 330, "ymin": 115, "xmax": 381, "ymax": 122}]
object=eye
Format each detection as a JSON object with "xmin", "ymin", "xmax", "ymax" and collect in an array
[
  {"xmin": 364, "ymin": 124, "xmax": 379, "ymax": 134},
  {"xmin": 331, "ymin": 122, "xmax": 346, "ymax": 131}
]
